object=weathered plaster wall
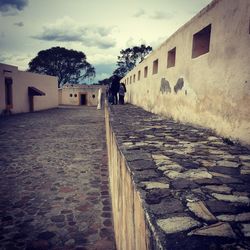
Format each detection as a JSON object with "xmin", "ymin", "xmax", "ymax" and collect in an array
[
  {"xmin": 59, "ymin": 85, "xmax": 104, "ymax": 106},
  {"xmin": 105, "ymin": 104, "xmax": 151, "ymax": 250},
  {"xmin": 0, "ymin": 63, "xmax": 58, "ymax": 114},
  {"xmin": 122, "ymin": 0, "xmax": 250, "ymax": 144}
]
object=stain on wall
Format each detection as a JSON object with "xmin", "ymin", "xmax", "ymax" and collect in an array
[
  {"xmin": 174, "ymin": 78, "xmax": 184, "ymax": 93},
  {"xmin": 160, "ymin": 78, "xmax": 171, "ymax": 94}
]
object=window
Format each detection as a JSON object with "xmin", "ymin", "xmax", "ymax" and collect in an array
[
  {"xmin": 192, "ymin": 24, "xmax": 211, "ymax": 58},
  {"xmin": 74, "ymin": 94, "xmax": 77, "ymax": 97},
  {"xmin": 167, "ymin": 47, "xmax": 176, "ymax": 68},
  {"xmin": 144, "ymin": 66, "xmax": 148, "ymax": 78},
  {"xmin": 138, "ymin": 70, "xmax": 141, "ymax": 81},
  {"xmin": 5, "ymin": 78, "xmax": 13, "ymax": 108},
  {"xmin": 153, "ymin": 59, "xmax": 158, "ymax": 74},
  {"xmin": 92, "ymin": 94, "xmax": 95, "ymax": 98},
  {"xmin": 133, "ymin": 74, "xmax": 136, "ymax": 83},
  {"xmin": 130, "ymin": 76, "xmax": 132, "ymax": 84},
  {"xmin": 127, "ymin": 77, "xmax": 129, "ymax": 84},
  {"xmin": 70, "ymin": 94, "xmax": 73, "ymax": 97}
]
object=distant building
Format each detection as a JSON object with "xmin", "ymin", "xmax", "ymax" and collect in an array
[
  {"xmin": 59, "ymin": 84, "xmax": 106, "ymax": 107},
  {"xmin": 122, "ymin": 0, "xmax": 250, "ymax": 144},
  {"xmin": 0, "ymin": 63, "xmax": 58, "ymax": 114}
]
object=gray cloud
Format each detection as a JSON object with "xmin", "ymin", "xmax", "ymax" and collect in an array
[
  {"xmin": 133, "ymin": 9, "xmax": 173, "ymax": 20},
  {"xmin": 149, "ymin": 11, "xmax": 173, "ymax": 20},
  {"xmin": 32, "ymin": 18, "xmax": 116, "ymax": 49},
  {"xmin": 0, "ymin": 0, "xmax": 28, "ymax": 15},
  {"xmin": 14, "ymin": 21, "xmax": 24, "ymax": 27},
  {"xmin": 133, "ymin": 9, "xmax": 145, "ymax": 18}
]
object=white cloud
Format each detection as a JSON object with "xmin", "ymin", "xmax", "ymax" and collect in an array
[
  {"xmin": 125, "ymin": 37, "xmax": 147, "ymax": 48},
  {"xmin": 33, "ymin": 16, "xmax": 117, "ymax": 49},
  {"xmin": 0, "ymin": 52, "xmax": 32, "ymax": 70},
  {"xmin": 88, "ymin": 53, "xmax": 116, "ymax": 65}
]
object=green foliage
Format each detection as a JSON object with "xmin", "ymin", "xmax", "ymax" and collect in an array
[
  {"xmin": 28, "ymin": 47, "xmax": 95, "ymax": 87},
  {"xmin": 113, "ymin": 44, "xmax": 152, "ymax": 78}
]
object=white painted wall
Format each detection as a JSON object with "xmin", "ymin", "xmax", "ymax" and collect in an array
[
  {"xmin": 0, "ymin": 63, "xmax": 58, "ymax": 114},
  {"xmin": 59, "ymin": 85, "xmax": 106, "ymax": 106},
  {"xmin": 122, "ymin": 0, "xmax": 250, "ymax": 144}
]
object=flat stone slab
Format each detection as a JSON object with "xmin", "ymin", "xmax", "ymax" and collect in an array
[{"xmin": 157, "ymin": 216, "xmax": 200, "ymax": 234}]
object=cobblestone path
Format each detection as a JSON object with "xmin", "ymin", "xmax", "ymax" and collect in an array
[{"xmin": 0, "ymin": 106, "xmax": 115, "ymax": 250}]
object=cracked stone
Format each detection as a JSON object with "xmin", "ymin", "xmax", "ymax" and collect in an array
[
  {"xmin": 211, "ymin": 193, "xmax": 250, "ymax": 204},
  {"xmin": 171, "ymin": 179, "xmax": 198, "ymax": 189},
  {"xmin": 202, "ymin": 185, "xmax": 232, "ymax": 194},
  {"xmin": 241, "ymin": 224, "xmax": 250, "ymax": 237},
  {"xmin": 240, "ymin": 155, "xmax": 250, "ymax": 162},
  {"xmin": 165, "ymin": 169, "xmax": 212, "ymax": 180},
  {"xmin": 157, "ymin": 216, "xmax": 200, "ymax": 234},
  {"xmin": 152, "ymin": 154, "xmax": 172, "ymax": 165},
  {"xmin": 141, "ymin": 181, "xmax": 169, "ymax": 190},
  {"xmin": 217, "ymin": 213, "xmax": 250, "ymax": 222},
  {"xmin": 38, "ymin": 231, "xmax": 56, "ymax": 240},
  {"xmin": 217, "ymin": 160, "xmax": 239, "ymax": 168},
  {"xmin": 145, "ymin": 189, "xmax": 172, "ymax": 204},
  {"xmin": 158, "ymin": 164, "xmax": 183, "ymax": 172},
  {"xmin": 188, "ymin": 222, "xmax": 236, "ymax": 238},
  {"xmin": 149, "ymin": 199, "xmax": 184, "ymax": 215},
  {"xmin": 187, "ymin": 201, "xmax": 217, "ymax": 222},
  {"xmin": 51, "ymin": 215, "xmax": 65, "ymax": 223}
]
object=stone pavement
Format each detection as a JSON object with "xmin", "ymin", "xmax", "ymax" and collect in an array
[
  {"xmin": 109, "ymin": 104, "xmax": 250, "ymax": 250},
  {"xmin": 0, "ymin": 106, "xmax": 115, "ymax": 250}
]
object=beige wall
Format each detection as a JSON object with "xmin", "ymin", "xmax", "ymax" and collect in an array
[
  {"xmin": 0, "ymin": 63, "xmax": 58, "ymax": 114},
  {"xmin": 122, "ymin": 0, "xmax": 250, "ymax": 144},
  {"xmin": 59, "ymin": 85, "xmax": 105, "ymax": 106}
]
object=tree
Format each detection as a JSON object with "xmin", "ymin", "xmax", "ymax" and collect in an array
[
  {"xmin": 28, "ymin": 47, "xmax": 96, "ymax": 87},
  {"xmin": 113, "ymin": 44, "xmax": 152, "ymax": 78}
]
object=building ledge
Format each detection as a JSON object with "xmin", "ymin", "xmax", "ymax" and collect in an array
[{"xmin": 106, "ymin": 103, "xmax": 250, "ymax": 250}]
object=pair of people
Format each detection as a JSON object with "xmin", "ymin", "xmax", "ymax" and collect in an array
[{"xmin": 109, "ymin": 75, "xmax": 126, "ymax": 105}]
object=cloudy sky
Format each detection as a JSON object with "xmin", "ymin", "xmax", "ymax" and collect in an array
[{"xmin": 0, "ymin": 0, "xmax": 212, "ymax": 83}]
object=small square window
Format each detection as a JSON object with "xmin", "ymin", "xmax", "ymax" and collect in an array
[
  {"xmin": 133, "ymin": 74, "xmax": 136, "ymax": 82},
  {"xmin": 144, "ymin": 66, "xmax": 148, "ymax": 78},
  {"xmin": 130, "ymin": 76, "xmax": 132, "ymax": 84},
  {"xmin": 74, "ymin": 94, "xmax": 77, "ymax": 97},
  {"xmin": 70, "ymin": 93, "xmax": 73, "ymax": 97},
  {"xmin": 167, "ymin": 47, "xmax": 176, "ymax": 68},
  {"xmin": 153, "ymin": 59, "xmax": 158, "ymax": 74},
  {"xmin": 192, "ymin": 24, "xmax": 211, "ymax": 58}
]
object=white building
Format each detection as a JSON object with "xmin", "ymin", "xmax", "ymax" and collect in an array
[
  {"xmin": 0, "ymin": 63, "xmax": 58, "ymax": 114},
  {"xmin": 59, "ymin": 84, "xmax": 106, "ymax": 107},
  {"xmin": 122, "ymin": 0, "xmax": 250, "ymax": 144}
]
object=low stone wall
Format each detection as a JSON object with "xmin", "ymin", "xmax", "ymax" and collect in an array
[
  {"xmin": 105, "ymin": 103, "xmax": 250, "ymax": 250},
  {"xmin": 105, "ymin": 103, "xmax": 152, "ymax": 250}
]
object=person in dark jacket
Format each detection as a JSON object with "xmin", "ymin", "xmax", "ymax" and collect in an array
[
  {"xmin": 119, "ymin": 82, "xmax": 126, "ymax": 104},
  {"xmin": 110, "ymin": 75, "xmax": 120, "ymax": 105}
]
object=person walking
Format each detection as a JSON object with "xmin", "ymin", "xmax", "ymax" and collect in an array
[
  {"xmin": 110, "ymin": 75, "xmax": 120, "ymax": 105},
  {"xmin": 119, "ymin": 82, "xmax": 126, "ymax": 105}
]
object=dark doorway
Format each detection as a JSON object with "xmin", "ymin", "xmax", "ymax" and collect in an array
[
  {"xmin": 80, "ymin": 94, "xmax": 87, "ymax": 105},
  {"xmin": 5, "ymin": 78, "xmax": 13, "ymax": 109}
]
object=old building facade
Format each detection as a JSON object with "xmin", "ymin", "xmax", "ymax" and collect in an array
[
  {"xmin": 0, "ymin": 63, "xmax": 58, "ymax": 114},
  {"xmin": 122, "ymin": 0, "xmax": 250, "ymax": 144},
  {"xmin": 59, "ymin": 84, "xmax": 106, "ymax": 107}
]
